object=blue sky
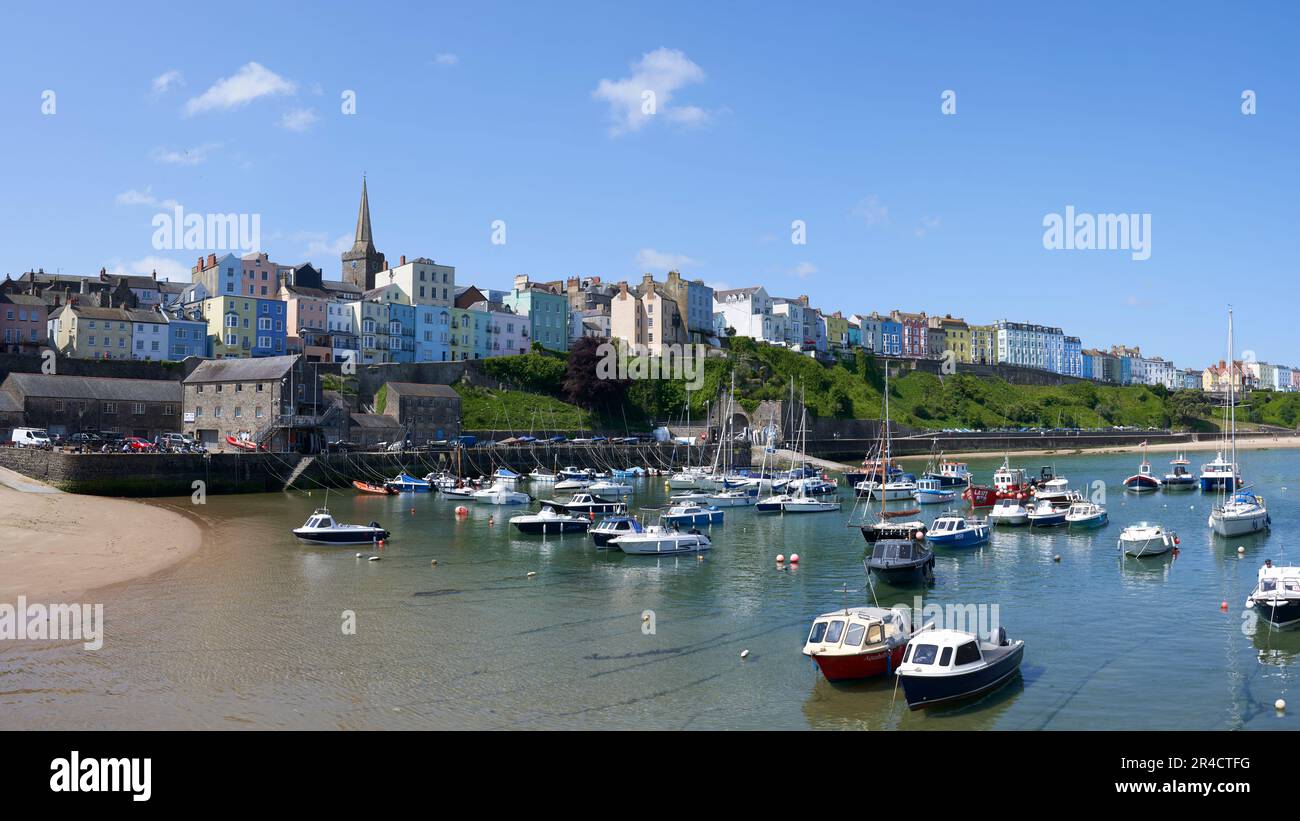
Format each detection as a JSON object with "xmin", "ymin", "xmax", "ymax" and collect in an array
[{"xmin": 2, "ymin": 1, "xmax": 1297, "ymax": 367}]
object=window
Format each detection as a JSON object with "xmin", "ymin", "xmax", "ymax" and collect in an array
[
  {"xmin": 844, "ymin": 622, "xmax": 866, "ymax": 647},
  {"xmin": 234, "ymin": 407, "xmax": 242, "ymax": 418},
  {"xmin": 807, "ymin": 622, "xmax": 827, "ymax": 643},
  {"xmin": 54, "ymin": 400, "xmax": 64, "ymax": 412},
  {"xmin": 953, "ymin": 642, "xmax": 981, "ymax": 666},
  {"xmin": 824, "ymin": 620, "xmax": 845, "ymax": 644},
  {"xmin": 132, "ymin": 403, "xmax": 145, "ymax": 415},
  {"xmin": 104, "ymin": 402, "xmax": 117, "ymax": 415},
  {"xmin": 910, "ymin": 644, "xmax": 939, "ymax": 665},
  {"xmin": 939, "ymin": 647, "xmax": 953, "ymax": 666}
]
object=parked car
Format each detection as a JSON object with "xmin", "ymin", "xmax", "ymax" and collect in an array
[
  {"xmin": 11, "ymin": 428, "xmax": 52, "ymax": 448},
  {"xmin": 160, "ymin": 432, "xmax": 194, "ymax": 448},
  {"xmin": 123, "ymin": 437, "xmax": 154, "ymax": 452},
  {"xmin": 68, "ymin": 432, "xmax": 103, "ymax": 446},
  {"xmin": 327, "ymin": 439, "xmax": 360, "ymax": 452}
]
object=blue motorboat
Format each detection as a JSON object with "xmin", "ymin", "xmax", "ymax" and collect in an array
[
  {"xmin": 385, "ymin": 472, "xmax": 432, "ymax": 493},
  {"xmin": 662, "ymin": 503, "xmax": 724, "ymax": 527},
  {"xmin": 926, "ymin": 512, "xmax": 990, "ymax": 547},
  {"xmin": 915, "ymin": 477, "xmax": 957, "ymax": 505},
  {"xmin": 493, "ymin": 467, "xmax": 521, "ymax": 483},
  {"xmin": 590, "ymin": 514, "xmax": 644, "ymax": 547}
]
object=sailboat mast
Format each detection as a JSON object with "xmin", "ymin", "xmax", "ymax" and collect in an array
[{"xmin": 1228, "ymin": 307, "xmax": 1237, "ymax": 475}]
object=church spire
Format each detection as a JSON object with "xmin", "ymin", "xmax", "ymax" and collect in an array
[{"xmin": 352, "ymin": 175, "xmax": 375, "ymax": 252}]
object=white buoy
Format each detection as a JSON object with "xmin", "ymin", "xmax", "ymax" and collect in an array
[
  {"xmin": 527, "ymin": 571, "xmax": 537, "ymax": 577},
  {"xmin": 368, "ymin": 555, "xmax": 381, "ymax": 562},
  {"xmin": 1277, "ymin": 698, "xmax": 1287, "ymax": 712},
  {"xmin": 740, "ymin": 649, "xmax": 750, "ymax": 659},
  {"xmin": 775, "ymin": 554, "xmax": 785, "ymax": 563},
  {"xmin": 1238, "ymin": 546, "xmax": 1246, "ymax": 556},
  {"xmin": 355, "ymin": 553, "xmax": 362, "ymax": 559},
  {"xmin": 431, "ymin": 559, "xmax": 438, "ymax": 566}
]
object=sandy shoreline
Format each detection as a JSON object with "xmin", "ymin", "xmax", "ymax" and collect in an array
[
  {"xmin": 0, "ymin": 473, "xmax": 202, "ymax": 604},
  {"xmin": 894, "ymin": 435, "xmax": 1300, "ymax": 463}
]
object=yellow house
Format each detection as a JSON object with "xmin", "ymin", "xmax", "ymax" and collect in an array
[
  {"xmin": 48, "ymin": 305, "xmax": 134, "ymax": 360},
  {"xmin": 969, "ymin": 323, "xmax": 995, "ymax": 365}
]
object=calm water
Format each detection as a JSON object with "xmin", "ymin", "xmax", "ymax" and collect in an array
[{"xmin": 3, "ymin": 448, "xmax": 1300, "ymax": 730}]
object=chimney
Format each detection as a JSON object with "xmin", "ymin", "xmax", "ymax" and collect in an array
[
  {"xmin": 400, "ymin": 255, "xmax": 406, "ymax": 266},
  {"xmin": 207, "ymin": 253, "xmax": 216, "ymax": 267},
  {"xmin": 618, "ymin": 281, "xmax": 629, "ymax": 298},
  {"xmin": 797, "ymin": 294, "xmax": 809, "ymax": 306},
  {"xmin": 513, "ymin": 274, "xmax": 529, "ymax": 290},
  {"xmin": 152, "ymin": 269, "xmax": 157, "ymax": 280}
]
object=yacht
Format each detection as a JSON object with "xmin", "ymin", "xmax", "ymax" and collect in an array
[
  {"xmin": 292, "ymin": 508, "xmax": 389, "ymax": 545},
  {"xmin": 1209, "ymin": 491, "xmax": 1270, "ymax": 537},
  {"xmin": 510, "ymin": 507, "xmax": 592, "ymax": 535},
  {"xmin": 988, "ymin": 499, "xmax": 1030, "ymax": 526},
  {"xmin": 1064, "ymin": 500, "xmax": 1108, "ymax": 528},
  {"xmin": 1247, "ymin": 561, "xmax": 1300, "ymax": 627},
  {"xmin": 926, "ymin": 512, "xmax": 990, "ymax": 547},
  {"xmin": 610, "ymin": 524, "xmax": 712, "ymax": 555},
  {"xmin": 803, "ymin": 606, "xmax": 913, "ymax": 682},
  {"xmin": 915, "ymin": 477, "xmax": 957, "ymax": 505},
  {"xmin": 896, "ymin": 627, "xmax": 1024, "ymax": 710},
  {"xmin": 704, "ymin": 488, "xmax": 757, "ymax": 508},
  {"xmin": 1118, "ymin": 522, "xmax": 1178, "ymax": 557},
  {"xmin": 922, "ymin": 460, "xmax": 972, "ymax": 488}
]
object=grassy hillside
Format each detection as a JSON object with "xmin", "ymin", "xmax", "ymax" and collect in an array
[
  {"xmin": 465, "ymin": 339, "xmax": 1275, "ymax": 433},
  {"xmin": 454, "ymin": 384, "xmax": 594, "ymax": 432}
]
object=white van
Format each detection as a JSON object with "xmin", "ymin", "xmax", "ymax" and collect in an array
[{"xmin": 11, "ymin": 428, "xmax": 52, "ymax": 448}]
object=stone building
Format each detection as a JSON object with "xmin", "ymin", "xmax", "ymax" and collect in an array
[
  {"xmin": 0, "ymin": 372, "xmax": 181, "ymax": 439},
  {"xmin": 380, "ymin": 382, "xmax": 461, "ymax": 444},
  {"xmin": 181, "ymin": 355, "xmax": 329, "ymax": 451},
  {"xmin": 348, "ymin": 412, "xmax": 405, "ymax": 448}
]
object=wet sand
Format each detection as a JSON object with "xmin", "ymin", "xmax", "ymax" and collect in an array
[{"xmin": 0, "ymin": 470, "xmax": 202, "ymax": 603}]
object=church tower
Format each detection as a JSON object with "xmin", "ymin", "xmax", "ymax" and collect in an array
[{"xmin": 341, "ymin": 176, "xmax": 386, "ymax": 291}]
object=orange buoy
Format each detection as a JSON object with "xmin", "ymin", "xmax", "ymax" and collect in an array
[
  {"xmin": 790, "ymin": 553, "xmax": 800, "ymax": 563},
  {"xmin": 1221, "ymin": 601, "xmax": 1229, "ymax": 611}
]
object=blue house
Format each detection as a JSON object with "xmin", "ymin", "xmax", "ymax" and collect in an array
[
  {"xmin": 164, "ymin": 306, "xmax": 209, "ymax": 359},
  {"xmin": 251, "ymin": 298, "xmax": 287, "ymax": 357}
]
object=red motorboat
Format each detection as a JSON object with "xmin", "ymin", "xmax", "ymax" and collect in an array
[
  {"xmin": 353, "ymin": 480, "xmax": 398, "ymax": 495},
  {"xmin": 225, "ymin": 435, "xmax": 265, "ymax": 452},
  {"xmin": 803, "ymin": 606, "xmax": 913, "ymax": 681}
]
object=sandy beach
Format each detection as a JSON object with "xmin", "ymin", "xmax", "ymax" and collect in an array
[{"xmin": 0, "ymin": 470, "xmax": 202, "ymax": 604}]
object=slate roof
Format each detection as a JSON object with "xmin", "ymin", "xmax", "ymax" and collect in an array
[
  {"xmin": 383, "ymin": 382, "xmax": 459, "ymax": 399},
  {"xmin": 183, "ymin": 355, "xmax": 300, "ymax": 384},
  {"xmin": 3, "ymin": 373, "xmax": 181, "ymax": 403}
]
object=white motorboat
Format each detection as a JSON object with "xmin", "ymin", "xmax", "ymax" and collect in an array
[
  {"xmin": 1162, "ymin": 454, "xmax": 1197, "ymax": 489},
  {"xmin": 1247, "ymin": 561, "xmax": 1300, "ymax": 627},
  {"xmin": 510, "ymin": 507, "xmax": 591, "ymax": 535},
  {"xmin": 1064, "ymin": 500, "xmax": 1108, "ymax": 528},
  {"xmin": 471, "ymin": 482, "xmax": 531, "ymax": 505},
  {"xmin": 896, "ymin": 626, "xmax": 1024, "ymax": 710},
  {"xmin": 610, "ymin": 524, "xmax": 712, "ymax": 555},
  {"xmin": 1034, "ymin": 475, "xmax": 1072, "ymax": 503},
  {"xmin": 988, "ymin": 499, "xmax": 1029, "ymax": 526},
  {"xmin": 587, "ymin": 480, "xmax": 632, "ymax": 497},
  {"xmin": 554, "ymin": 478, "xmax": 592, "ymax": 491},
  {"xmin": 292, "ymin": 508, "xmax": 389, "ymax": 545},
  {"xmin": 1209, "ymin": 491, "xmax": 1270, "ymax": 537},
  {"xmin": 492, "ymin": 467, "xmax": 521, "ymax": 484},
  {"xmin": 803, "ymin": 606, "xmax": 913, "ymax": 681},
  {"xmin": 705, "ymin": 489, "xmax": 756, "ymax": 508},
  {"xmin": 1199, "ymin": 452, "xmax": 1240, "ymax": 492},
  {"xmin": 1026, "ymin": 499, "xmax": 1068, "ymax": 527},
  {"xmin": 527, "ymin": 468, "xmax": 557, "ymax": 483},
  {"xmin": 779, "ymin": 495, "xmax": 841, "ymax": 514},
  {"xmin": 855, "ymin": 477, "xmax": 918, "ymax": 501},
  {"xmin": 915, "ymin": 477, "xmax": 957, "ymax": 505},
  {"xmin": 1118, "ymin": 522, "xmax": 1178, "ymax": 557}
]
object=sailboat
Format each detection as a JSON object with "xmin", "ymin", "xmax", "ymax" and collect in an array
[
  {"xmin": 1208, "ymin": 308, "xmax": 1269, "ymax": 537},
  {"xmin": 854, "ymin": 365, "xmax": 916, "ymax": 502},
  {"xmin": 758, "ymin": 399, "xmax": 839, "ymax": 514},
  {"xmin": 705, "ymin": 373, "xmax": 756, "ymax": 508}
]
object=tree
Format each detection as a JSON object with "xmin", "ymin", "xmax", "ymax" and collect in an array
[{"xmin": 561, "ymin": 337, "xmax": 628, "ymax": 411}]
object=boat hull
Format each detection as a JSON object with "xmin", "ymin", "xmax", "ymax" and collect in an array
[
  {"xmin": 812, "ymin": 645, "xmax": 907, "ymax": 682},
  {"xmin": 927, "ymin": 527, "xmax": 989, "ymax": 548},
  {"xmin": 1199, "ymin": 475, "xmax": 1239, "ymax": 492},
  {"xmin": 663, "ymin": 511, "xmax": 723, "ymax": 526},
  {"xmin": 1066, "ymin": 513, "xmax": 1108, "ymax": 528},
  {"xmin": 900, "ymin": 642, "xmax": 1024, "ymax": 710},
  {"xmin": 868, "ymin": 555, "xmax": 935, "ymax": 585},
  {"xmin": 292, "ymin": 528, "xmax": 388, "ymax": 545},
  {"xmin": 1124, "ymin": 476, "xmax": 1160, "ymax": 492},
  {"xmin": 615, "ymin": 538, "xmax": 712, "ymax": 555},
  {"xmin": 1027, "ymin": 512, "xmax": 1067, "ymax": 527},
  {"xmin": 1210, "ymin": 510, "xmax": 1269, "ymax": 537},
  {"xmin": 513, "ymin": 519, "xmax": 589, "ymax": 535},
  {"xmin": 1251, "ymin": 597, "xmax": 1300, "ymax": 628}
]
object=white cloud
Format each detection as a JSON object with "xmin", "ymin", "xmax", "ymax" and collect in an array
[
  {"xmin": 114, "ymin": 186, "xmax": 179, "ymax": 209},
  {"xmin": 150, "ymin": 142, "xmax": 222, "ymax": 165},
  {"xmin": 150, "ymin": 70, "xmax": 184, "ymax": 98},
  {"xmin": 184, "ymin": 62, "xmax": 296, "ymax": 115},
  {"xmin": 636, "ymin": 248, "xmax": 698, "ymax": 272},
  {"xmin": 852, "ymin": 195, "xmax": 889, "ymax": 227},
  {"xmin": 593, "ymin": 48, "xmax": 713, "ymax": 136},
  {"xmin": 788, "ymin": 261, "xmax": 818, "ymax": 279},
  {"xmin": 295, "ymin": 231, "xmax": 353, "ymax": 259},
  {"xmin": 433, "ymin": 53, "xmax": 459, "ymax": 66},
  {"xmin": 107, "ymin": 255, "xmax": 190, "ymax": 281},
  {"xmin": 915, "ymin": 216, "xmax": 941, "ymax": 238},
  {"xmin": 279, "ymin": 107, "xmax": 319, "ymax": 132}
]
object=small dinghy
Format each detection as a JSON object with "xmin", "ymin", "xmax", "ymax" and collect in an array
[
  {"xmin": 1247, "ymin": 560, "xmax": 1300, "ymax": 627},
  {"xmin": 385, "ymin": 472, "xmax": 432, "ymax": 493},
  {"xmin": 292, "ymin": 508, "xmax": 389, "ymax": 545},
  {"xmin": 988, "ymin": 499, "xmax": 1029, "ymax": 526},
  {"xmin": 926, "ymin": 512, "xmax": 990, "ymax": 547},
  {"xmin": 662, "ymin": 503, "xmax": 723, "ymax": 527},
  {"xmin": 897, "ymin": 626, "xmax": 1024, "ymax": 710},
  {"xmin": 704, "ymin": 489, "xmax": 757, "ymax": 508},
  {"xmin": 352, "ymin": 480, "xmax": 397, "ymax": 495},
  {"xmin": 590, "ymin": 514, "xmax": 643, "ymax": 547},
  {"xmin": 1118, "ymin": 522, "xmax": 1178, "ymax": 557},
  {"xmin": 866, "ymin": 537, "xmax": 935, "ymax": 584},
  {"xmin": 803, "ymin": 606, "xmax": 913, "ymax": 682},
  {"xmin": 510, "ymin": 507, "xmax": 591, "ymax": 535}
]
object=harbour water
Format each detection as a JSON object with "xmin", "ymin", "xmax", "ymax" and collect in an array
[{"xmin": 3, "ymin": 447, "xmax": 1299, "ymax": 730}]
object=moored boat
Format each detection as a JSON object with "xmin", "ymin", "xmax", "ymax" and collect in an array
[
  {"xmin": 915, "ymin": 477, "xmax": 957, "ymax": 505},
  {"xmin": 590, "ymin": 514, "xmax": 643, "ymax": 546},
  {"xmin": 988, "ymin": 498, "xmax": 1030, "ymax": 526},
  {"xmin": 1118, "ymin": 522, "xmax": 1178, "ymax": 557},
  {"xmin": 1026, "ymin": 499, "xmax": 1068, "ymax": 527},
  {"xmin": 963, "ymin": 456, "xmax": 1032, "ymax": 508},
  {"xmin": 385, "ymin": 472, "xmax": 432, "ymax": 493},
  {"xmin": 896, "ymin": 627, "xmax": 1024, "ymax": 710},
  {"xmin": 662, "ymin": 503, "xmax": 724, "ymax": 527},
  {"xmin": 611, "ymin": 525, "xmax": 712, "ymax": 555},
  {"xmin": 926, "ymin": 512, "xmax": 990, "ymax": 547},
  {"xmin": 471, "ymin": 482, "xmax": 531, "ymax": 505},
  {"xmin": 542, "ymin": 492, "xmax": 627, "ymax": 516},
  {"xmin": 1209, "ymin": 491, "xmax": 1270, "ymax": 537},
  {"xmin": 1064, "ymin": 500, "xmax": 1108, "ymax": 528},
  {"xmin": 922, "ymin": 460, "xmax": 972, "ymax": 488},
  {"xmin": 1123, "ymin": 443, "xmax": 1161, "ymax": 492},
  {"xmin": 1247, "ymin": 560, "xmax": 1300, "ymax": 627},
  {"xmin": 860, "ymin": 519, "xmax": 928, "ymax": 544},
  {"xmin": 352, "ymin": 480, "xmax": 397, "ymax": 495},
  {"xmin": 803, "ymin": 606, "xmax": 913, "ymax": 682},
  {"xmin": 292, "ymin": 508, "xmax": 389, "ymax": 545},
  {"xmin": 1162, "ymin": 454, "xmax": 1197, "ymax": 489},
  {"xmin": 510, "ymin": 507, "xmax": 592, "ymax": 535},
  {"xmin": 866, "ymin": 538, "xmax": 935, "ymax": 584}
]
